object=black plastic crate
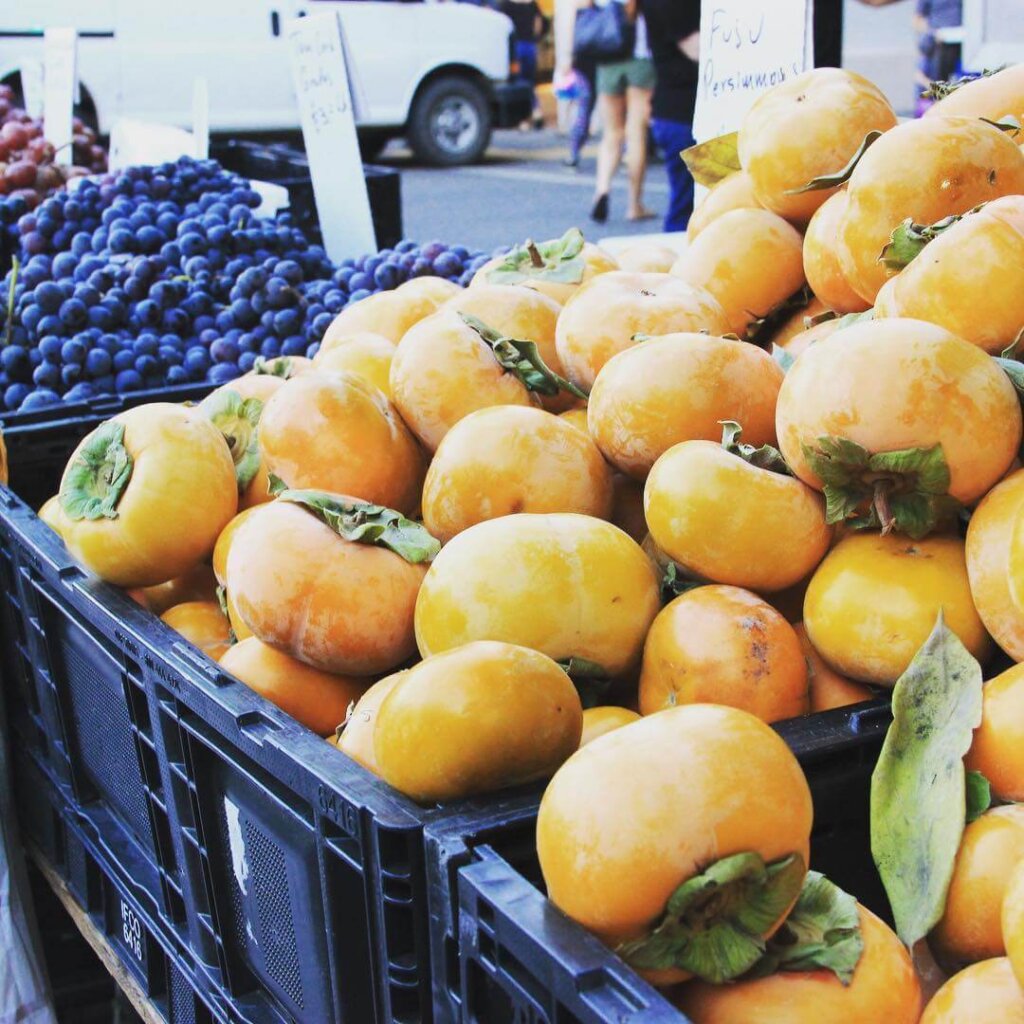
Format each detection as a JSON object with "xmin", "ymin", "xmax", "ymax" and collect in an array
[
  {"xmin": 14, "ymin": 746, "xmax": 219, "ymax": 1024},
  {"xmin": 425, "ymin": 701, "xmax": 893, "ymax": 1024},
  {"xmin": 0, "ymin": 488, "xmax": 546, "ymax": 1024},
  {"xmin": 210, "ymin": 139, "xmax": 403, "ymax": 251},
  {"xmin": 0, "ymin": 416, "xmax": 896, "ymax": 1024}
]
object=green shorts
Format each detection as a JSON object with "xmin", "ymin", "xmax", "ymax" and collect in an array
[{"xmin": 596, "ymin": 57, "xmax": 656, "ymax": 96}]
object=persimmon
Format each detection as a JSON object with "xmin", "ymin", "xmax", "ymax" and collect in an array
[
  {"xmin": 220, "ymin": 637, "xmax": 369, "ymax": 736},
  {"xmin": 921, "ymin": 958, "xmax": 1024, "ymax": 1023},
  {"xmin": 779, "ymin": 315, "xmax": 842, "ymax": 358},
  {"xmin": 321, "ymin": 281, "xmax": 449, "ymax": 346},
  {"xmin": 420, "ymin": 406, "xmax": 613, "ymax": 544},
  {"xmin": 967, "ymin": 469, "xmax": 1024, "ymax": 661},
  {"xmin": 212, "ymin": 371, "xmax": 286, "ymax": 405},
  {"xmin": 935, "ymin": 805, "xmax": 1024, "ymax": 966},
  {"xmin": 393, "ymin": 275, "xmax": 461, "ymax": 306},
  {"xmin": 227, "ymin": 492, "xmax": 437, "ymax": 675},
  {"xmin": 776, "ymin": 319, "xmax": 1021, "ymax": 525},
  {"xmin": 558, "ymin": 406, "xmax": 590, "ymax": 433},
  {"xmin": 614, "ymin": 244, "xmax": 678, "ymax": 274},
  {"xmin": 803, "ymin": 192, "xmax": 871, "ymax": 313},
  {"xmin": 313, "ymin": 331, "xmax": 396, "ymax": 397},
  {"xmin": 588, "ymin": 333, "xmax": 783, "ymax": 480},
  {"xmin": 188, "ymin": 370, "xmax": 299, "ymax": 509},
  {"xmin": 160, "ymin": 601, "xmax": 232, "ymax": 662},
  {"xmin": 138, "ymin": 562, "xmax": 218, "ymax": 615},
  {"xmin": 198, "ymin": 383, "xmax": 278, "ymax": 511},
  {"xmin": 471, "ymin": 229, "xmax": 618, "ymax": 305},
  {"xmin": 837, "ymin": 116, "xmax": 1024, "ymax": 303},
  {"xmin": 1002, "ymin": 859, "xmax": 1024, "ymax": 989},
  {"xmin": 224, "ymin": 588, "xmax": 253, "ymax": 643},
  {"xmin": 537, "ymin": 704, "xmax": 813, "ymax": 985},
  {"xmin": 671, "ymin": 209, "xmax": 805, "ymax": 337},
  {"xmin": 248, "ymin": 356, "xmax": 309, "ymax": 380},
  {"xmin": 1007, "ymin": 512, "xmax": 1024, "ymax": 617},
  {"xmin": 872, "ymin": 196, "xmax": 1024, "ymax": 354},
  {"xmin": 804, "ymin": 532, "xmax": 989, "ymax": 686},
  {"xmin": 926, "ymin": 65, "xmax": 1024, "ymax": 126},
  {"xmin": 374, "ymin": 640, "xmax": 582, "ymax": 803},
  {"xmin": 59, "ymin": 404, "xmax": 237, "ymax": 588},
  {"xmin": 796, "ymin": 624, "xmax": 873, "ymax": 712},
  {"xmin": 949, "ymin": 811, "xmax": 1024, "ymax": 976},
  {"xmin": 555, "ymin": 272, "xmax": 730, "ymax": 392},
  {"xmin": 579, "ymin": 706, "xmax": 640, "ymax": 747},
  {"xmin": 259, "ymin": 370, "xmax": 425, "ymax": 514},
  {"xmin": 739, "ymin": 68, "xmax": 897, "ymax": 226},
  {"xmin": 389, "ymin": 308, "xmax": 542, "ymax": 452},
  {"xmin": 246, "ymin": 355, "xmax": 312, "ymax": 379},
  {"xmin": 212, "ymin": 507, "xmax": 259, "ymax": 586},
  {"xmin": 965, "ymin": 664, "xmax": 1024, "ymax": 802},
  {"xmin": 334, "ymin": 671, "xmax": 407, "ymax": 773},
  {"xmin": 415, "ymin": 513, "xmax": 660, "ymax": 678},
  {"xmin": 639, "ymin": 586, "xmax": 809, "ymax": 723},
  {"xmin": 38, "ymin": 495, "xmax": 68, "ymax": 538},
  {"xmin": 442, "ymin": 283, "xmax": 574, "ymax": 412},
  {"xmin": 687, "ymin": 170, "xmax": 762, "ymax": 240},
  {"xmin": 644, "ymin": 435, "xmax": 831, "ymax": 592},
  {"xmin": 675, "ymin": 904, "xmax": 921, "ymax": 1024}
]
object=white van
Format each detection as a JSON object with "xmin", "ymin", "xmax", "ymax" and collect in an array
[{"xmin": 0, "ymin": 1, "xmax": 532, "ymax": 165}]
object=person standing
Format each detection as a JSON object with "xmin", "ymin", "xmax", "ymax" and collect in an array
[
  {"xmin": 587, "ymin": 0, "xmax": 656, "ymax": 223},
  {"xmin": 642, "ymin": 0, "xmax": 700, "ymax": 232},
  {"xmin": 499, "ymin": 0, "xmax": 547, "ymax": 129}
]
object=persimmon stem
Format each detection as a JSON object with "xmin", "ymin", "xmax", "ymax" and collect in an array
[
  {"xmin": 526, "ymin": 240, "xmax": 545, "ymax": 268},
  {"xmin": 874, "ymin": 480, "xmax": 895, "ymax": 536}
]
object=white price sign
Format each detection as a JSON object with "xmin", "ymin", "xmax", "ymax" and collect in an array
[
  {"xmin": 20, "ymin": 59, "xmax": 44, "ymax": 119},
  {"xmin": 286, "ymin": 13, "xmax": 376, "ymax": 262},
  {"xmin": 693, "ymin": 0, "xmax": 814, "ymax": 143},
  {"xmin": 43, "ymin": 27, "xmax": 77, "ymax": 166}
]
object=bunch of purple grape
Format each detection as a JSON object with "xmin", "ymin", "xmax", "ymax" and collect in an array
[{"xmin": 0, "ymin": 157, "xmax": 489, "ymax": 413}]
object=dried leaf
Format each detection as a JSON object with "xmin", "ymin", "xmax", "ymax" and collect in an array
[
  {"xmin": 870, "ymin": 614, "xmax": 984, "ymax": 946},
  {"xmin": 681, "ymin": 132, "xmax": 741, "ymax": 188}
]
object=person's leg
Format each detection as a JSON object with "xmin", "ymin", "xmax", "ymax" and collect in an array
[
  {"xmin": 592, "ymin": 82, "xmax": 626, "ymax": 222},
  {"xmin": 624, "ymin": 83, "xmax": 653, "ymax": 220},
  {"xmin": 651, "ymin": 118, "xmax": 696, "ymax": 232}
]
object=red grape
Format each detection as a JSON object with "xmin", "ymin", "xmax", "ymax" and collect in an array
[
  {"xmin": 1, "ymin": 122, "xmax": 29, "ymax": 150},
  {"xmin": 5, "ymin": 160, "xmax": 37, "ymax": 189}
]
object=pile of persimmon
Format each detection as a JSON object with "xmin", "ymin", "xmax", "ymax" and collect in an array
[{"xmin": 30, "ymin": 59, "xmax": 1024, "ymax": 1018}]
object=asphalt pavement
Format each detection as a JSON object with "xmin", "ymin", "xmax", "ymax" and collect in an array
[{"xmin": 374, "ymin": 128, "xmax": 673, "ymax": 253}]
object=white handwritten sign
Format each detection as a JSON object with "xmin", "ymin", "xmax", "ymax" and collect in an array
[
  {"xmin": 286, "ymin": 13, "xmax": 376, "ymax": 262},
  {"xmin": 20, "ymin": 59, "xmax": 44, "ymax": 119},
  {"xmin": 693, "ymin": 0, "xmax": 813, "ymax": 143},
  {"xmin": 43, "ymin": 28, "xmax": 77, "ymax": 166}
]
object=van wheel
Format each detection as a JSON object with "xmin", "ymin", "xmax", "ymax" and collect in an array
[{"xmin": 407, "ymin": 75, "xmax": 492, "ymax": 167}]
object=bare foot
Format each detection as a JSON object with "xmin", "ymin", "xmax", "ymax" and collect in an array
[{"xmin": 627, "ymin": 205, "xmax": 657, "ymax": 222}]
